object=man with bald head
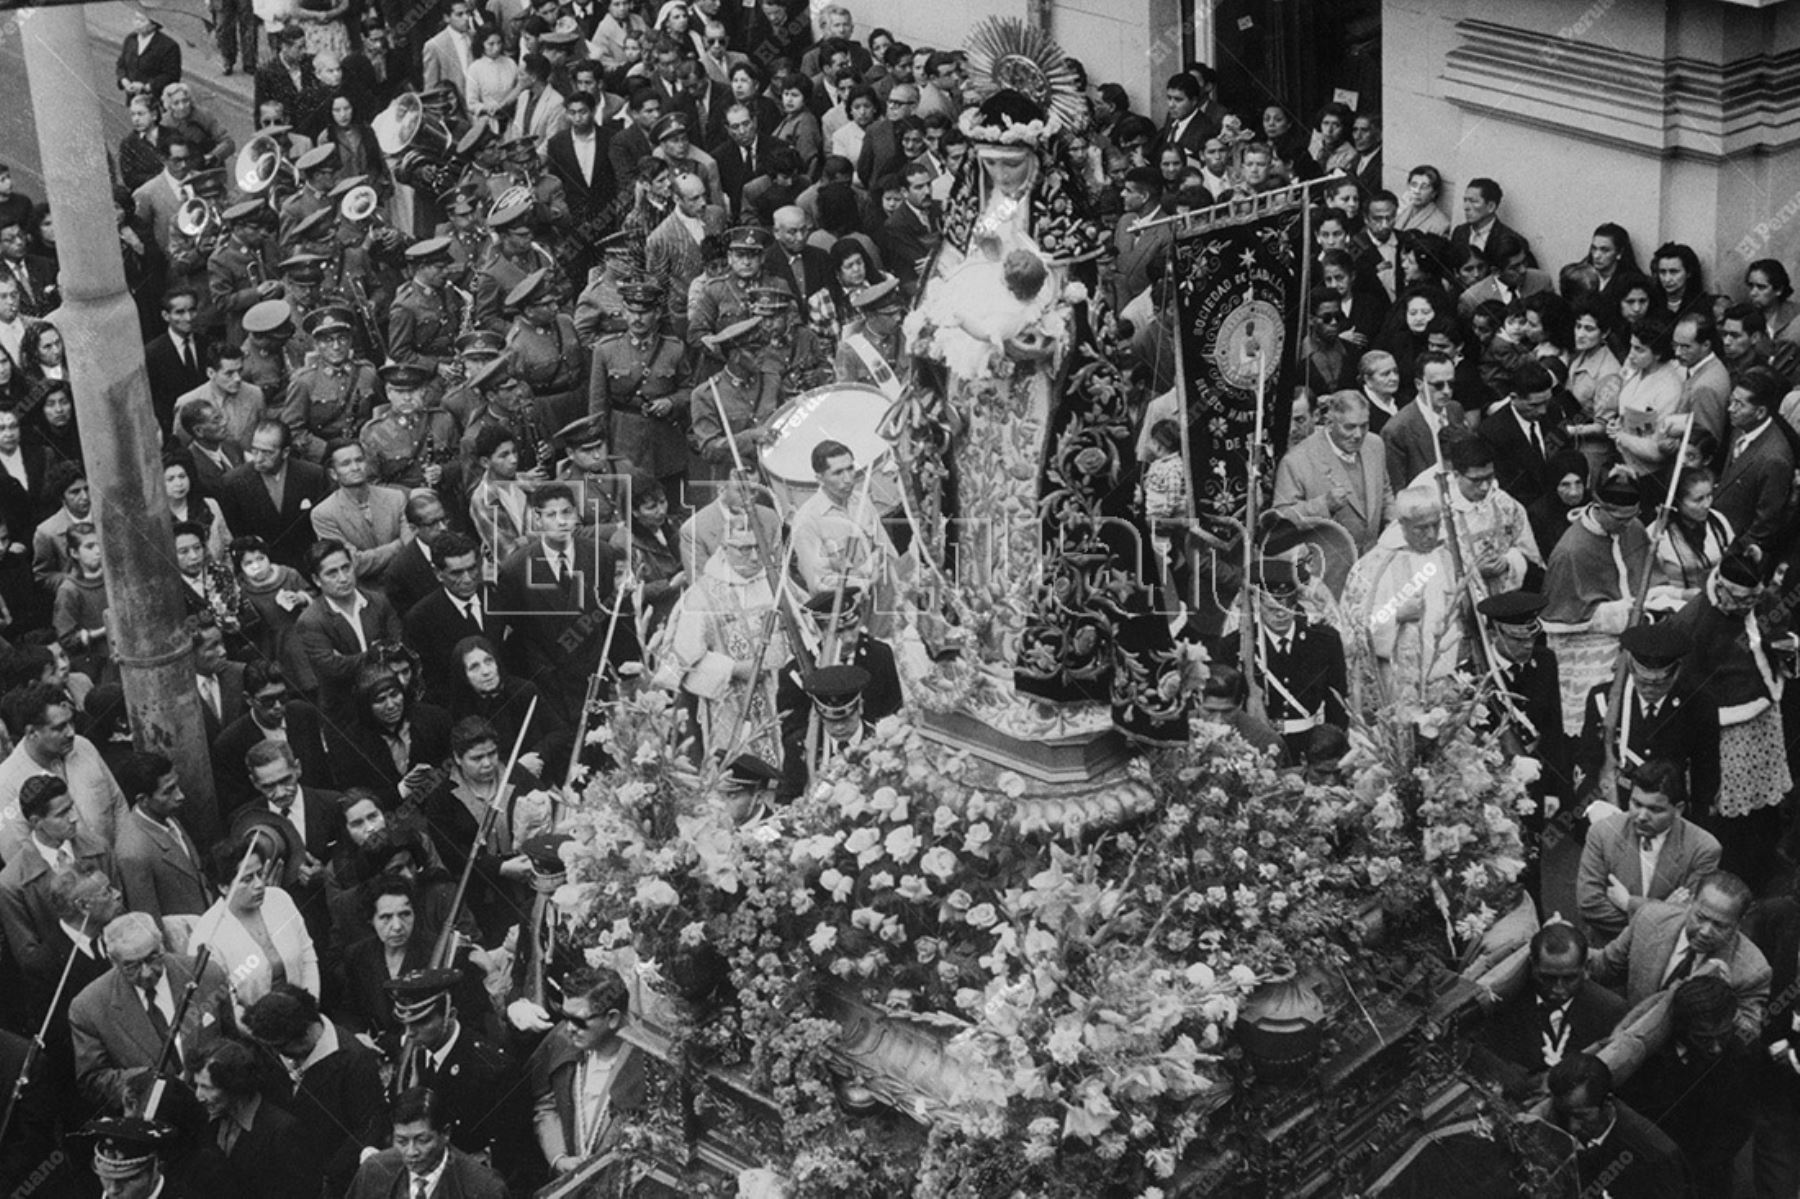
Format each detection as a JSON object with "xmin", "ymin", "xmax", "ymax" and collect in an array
[
  {"xmin": 70, "ymin": 911, "xmax": 231, "ymax": 1110},
  {"xmin": 858, "ymin": 82, "xmax": 919, "ymax": 188},
  {"xmin": 765, "ymin": 206, "xmax": 832, "ymax": 309}
]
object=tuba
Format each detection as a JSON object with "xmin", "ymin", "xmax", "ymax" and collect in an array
[
  {"xmin": 175, "ymin": 190, "xmax": 220, "ymax": 240},
  {"xmin": 339, "ymin": 184, "xmax": 382, "ymax": 224},
  {"xmin": 235, "ymin": 133, "xmax": 290, "ymax": 197},
  {"xmin": 374, "ymin": 92, "xmax": 457, "ymax": 194}
]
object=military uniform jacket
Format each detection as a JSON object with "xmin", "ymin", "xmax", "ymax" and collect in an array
[
  {"xmin": 507, "ymin": 314, "xmax": 588, "ymax": 433},
  {"xmin": 759, "ymin": 325, "xmax": 835, "ymax": 403},
  {"xmin": 278, "ymin": 187, "xmax": 332, "ymax": 243},
  {"xmin": 589, "ymin": 331, "xmax": 689, "ymax": 478},
  {"xmin": 685, "ymin": 273, "xmax": 760, "ymax": 351},
  {"xmin": 688, "ymin": 365, "xmax": 776, "ymax": 476},
  {"xmin": 168, "ymin": 226, "xmax": 222, "ymax": 286},
  {"xmin": 283, "ymin": 359, "xmax": 383, "ymax": 461},
  {"xmin": 554, "ymin": 455, "xmax": 634, "ymax": 534},
  {"xmin": 388, "ymin": 280, "xmax": 465, "ymax": 370},
  {"xmin": 389, "ymin": 1024, "xmax": 517, "ymax": 1160},
  {"xmin": 360, "ymin": 406, "xmax": 461, "ymax": 487},
  {"xmin": 1249, "ymin": 618, "xmax": 1349, "ymax": 736},
  {"xmin": 1483, "ymin": 644, "xmax": 1569, "ymax": 799},
  {"xmin": 240, "ymin": 334, "xmax": 304, "ymax": 401},
  {"xmin": 207, "ymin": 238, "xmax": 279, "ymax": 344},
  {"xmin": 572, "ymin": 270, "xmax": 629, "ymax": 344},
  {"xmin": 434, "ymin": 221, "xmax": 490, "ymax": 287},
  {"xmin": 472, "ymin": 244, "xmax": 560, "ymax": 333}
]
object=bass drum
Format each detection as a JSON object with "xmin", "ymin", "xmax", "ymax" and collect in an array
[{"xmin": 758, "ymin": 383, "xmax": 901, "ymax": 515}]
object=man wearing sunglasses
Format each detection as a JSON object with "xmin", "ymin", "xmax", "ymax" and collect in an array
[{"xmin": 526, "ymin": 967, "xmax": 644, "ymax": 1178}]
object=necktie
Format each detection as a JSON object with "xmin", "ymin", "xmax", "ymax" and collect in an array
[
  {"xmin": 55, "ymin": 844, "xmax": 74, "ymax": 871},
  {"xmin": 1667, "ymin": 947, "xmax": 1698, "ymax": 985},
  {"xmin": 144, "ymin": 986, "xmax": 171, "ymax": 1040},
  {"xmin": 13, "ymin": 263, "xmax": 31, "ymax": 305},
  {"xmin": 1528, "ymin": 420, "xmax": 1543, "ymax": 458},
  {"xmin": 180, "ymin": 337, "xmax": 194, "ymax": 373},
  {"xmin": 201, "ymin": 677, "xmax": 220, "ymax": 720},
  {"xmin": 1640, "ymin": 835, "xmax": 1656, "ymax": 852},
  {"xmin": 413, "ymin": 1177, "xmax": 430, "ymax": 1199},
  {"xmin": 465, "ymin": 598, "xmax": 484, "ymax": 629},
  {"xmin": 557, "ymin": 551, "xmax": 572, "ymax": 581}
]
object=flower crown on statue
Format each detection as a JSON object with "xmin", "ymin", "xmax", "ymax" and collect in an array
[{"xmin": 958, "ymin": 17, "xmax": 1086, "ymax": 147}]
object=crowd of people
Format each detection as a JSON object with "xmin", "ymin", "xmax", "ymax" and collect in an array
[{"xmin": 0, "ymin": 0, "xmax": 1795, "ymax": 1195}]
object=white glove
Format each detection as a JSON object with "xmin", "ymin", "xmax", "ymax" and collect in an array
[{"xmin": 507, "ymin": 998, "xmax": 553, "ymax": 1032}]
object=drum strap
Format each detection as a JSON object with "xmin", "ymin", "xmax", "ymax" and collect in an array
[{"xmin": 842, "ymin": 333, "xmax": 903, "ymax": 400}]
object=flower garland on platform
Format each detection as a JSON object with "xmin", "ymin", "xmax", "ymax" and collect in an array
[{"xmin": 551, "ymin": 677, "xmax": 1533, "ymax": 1197}]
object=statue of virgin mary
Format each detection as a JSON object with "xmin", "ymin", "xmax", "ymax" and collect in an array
[{"xmin": 890, "ymin": 20, "xmax": 1190, "ymax": 757}]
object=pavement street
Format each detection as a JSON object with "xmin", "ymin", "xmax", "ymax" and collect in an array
[{"xmin": 0, "ymin": 0, "xmax": 255, "ymax": 197}]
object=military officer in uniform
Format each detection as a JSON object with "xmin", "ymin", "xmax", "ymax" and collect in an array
[
  {"xmin": 776, "ymin": 586, "xmax": 904, "ymax": 729},
  {"xmin": 278, "ymin": 143, "xmax": 339, "ymax": 243},
  {"xmin": 240, "ymin": 297, "xmax": 304, "ymax": 399},
  {"xmin": 472, "ymin": 198, "xmax": 563, "ymax": 333},
  {"xmin": 750, "ymin": 280, "xmax": 833, "ymax": 404},
  {"xmin": 686, "ymin": 225, "xmax": 776, "ymax": 362},
  {"xmin": 776, "ymin": 664, "xmax": 874, "ymax": 802},
  {"xmin": 439, "ymin": 328, "xmax": 509, "ymax": 428},
  {"xmin": 590, "ymin": 278, "xmax": 690, "ymax": 502},
  {"xmin": 1245, "ymin": 557, "xmax": 1349, "ymax": 763},
  {"xmin": 331, "ymin": 174, "xmax": 406, "ymax": 308},
  {"xmin": 384, "ymin": 967, "xmax": 519, "ymax": 1169},
  {"xmin": 460, "ymin": 355, "xmax": 556, "ymax": 477},
  {"xmin": 388, "ymin": 237, "xmax": 467, "ymax": 379},
  {"xmin": 506, "ymin": 268, "xmax": 588, "ymax": 435},
  {"xmin": 285, "ymin": 206, "xmax": 337, "ymax": 271},
  {"xmin": 277, "ymin": 252, "xmax": 332, "ymax": 322},
  {"xmin": 208, "ymin": 198, "xmax": 283, "ymax": 346},
  {"xmin": 572, "ymin": 232, "xmax": 639, "ymax": 345},
  {"xmin": 688, "ymin": 316, "xmax": 778, "ymax": 485},
  {"xmin": 362, "ymin": 361, "xmax": 461, "ymax": 488},
  {"xmin": 835, "ymin": 277, "xmax": 909, "ymax": 397},
  {"xmin": 553, "ymin": 414, "xmax": 635, "ymax": 538},
  {"xmin": 76, "ymin": 1115, "xmax": 184, "ymax": 1199},
  {"xmin": 283, "ymin": 305, "xmax": 383, "ymax": 462},
  {"xmin": 435, "ymin": 185, "xmax": 490, "ymax": 290},
  {"xmin": 504, "ymin": 132, "xmax": 571, "ymax": 246}
]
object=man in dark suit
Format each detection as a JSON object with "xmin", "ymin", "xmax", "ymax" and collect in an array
[
  {"xmin": 194, "ymin": 1039, "xmax": 315, "ymax": 1199},
  {"xmin": 544, "ymin": 89, "xmax": 618, "ymax": 234},
  {"xmin": 216, "ymin": 419, "xmax": 332, "ymax": 573},
  {"xmin": 403, "ymin": 532, "xmax": 495, "ymax": 708},
  {"xmin": 608, "ymin": 87, "xmax": 661, "ymax": 193},
  {"xmin": 1714, "ymin": 366, "xmax": 1795, "ymax": 551},
  {"xmin": 349, "ymin": 1084, "xmax": 509, "ymax": 1199},
  {"xmin": 243, "ymin": 984, "xmax": 389, "ymax": 1197},
  {"xmin": 254, "ymin": 28, "xmax": 328, "ymax": 138},
  {"xmin": 0, "ymin": 776, "xmax": 119, "ymax": 989},
  {"xmin": 1450, "ymin": 176, "xmax": 1530, "ymax": 262},
  {"xmin": 1576, "ymin": 622, "xmax": 1722, "ymax": 814},
  {"xmin": 339, "ymin": 23, "xmax": 406, "ymax": 123},
  {"xmin": 0, "ymin": 219, "xmax": 58, "ymax": 319},
  {"xmin": 0, "ymin": 407, "xmax": 47, "ymax": 542},
  {"xmin": 294, "ymin": 536, "xmax": 405, "ymax": 713},
  {"xmin": 1151, "ymin": 72, "xmax": 1214, "ymax": 165},
  {"xmin": 213, "ymin": 661, "xmax": 336, "ymax": 818},
  {"xmin": 113, "ymin": 751, "xmax": 210, "ymax": 921},
  {"xmin": 1381, "ymin": 352, "xmax": 1467, "ymax": 492},
  {"xmin": 1577, "ymin": 756, "xmax": 1722, "ymax": 945},
  {"xmin": 672, "ymin": 60, "xmax": 733, "ymax": 152},
  {"xmin": 194, "ymin": 618, "xmax": 248, "ymax": 743},
  {"xmin": 876, "ymin": 162, "xmax": 942, "ymax": 286},
  {"xmin": 178, "ymin": 398, "xmax": 246, "ymax": 498},
  {"xmin": 144, "ymin": 287, "xmax": 210, "ymax": 436},
  {"xmin": 384, "ymin": 490, "xmax": 452, "ymax": 619},
  {"xmin": 710, "ymin": 102, "xmax": 773, "ymax": 218},
  {"xmin": 492, "ymin": 482, "xmax": 641, "ymax": 726},
  {"xmin": 115, "ymin": 10, "xmax": 182, "ymax": 101},
  {"xmin": 855, "ymin": 85, "xmax": 917, "ymax": 189},
  {"xmin": 764, "ymin": 205, "xmax": 833, "ymax": 306},
  {"xmin": 1546, "ymin": 1055, "xmax": 1688, "ymax": 1199},
  {"xmin": 234, "ymin": 738, "xmax": 344, "ymax": 943},
  {"xmin": 1470, "ymin": 921, "xmax": 1627, "ymax": 1100},
  {"xmin": 70, "ymin": 911, "xmax": 232, "ymax": 1110},
  {"xmin": 1480, "ymin": 360, "xmax": 1564, "ymax": 511}
]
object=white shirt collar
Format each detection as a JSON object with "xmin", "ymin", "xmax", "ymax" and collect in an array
[
  {"xmin": 409, "ymin": 1150, "xmax": 451, "ymax": 1196},
  {"xmin": 32, "ymin": 832, "xmax": 68, "ymax": 871},
  {"xmin": 61, "ymin": 918, "xmax": 97, "ymax": 954},
  {"xmin": 428, "ymin": 1020, "xmax": 463, "ymax": 1072},
  {"xmin": 298, "ymin": 1019, "xmax": 341, "ymax": 1074}
]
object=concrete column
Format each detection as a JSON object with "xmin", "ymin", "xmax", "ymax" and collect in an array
[{"xmin": 20, "ymin": 5, "xmax": 219, "ymax": 843}]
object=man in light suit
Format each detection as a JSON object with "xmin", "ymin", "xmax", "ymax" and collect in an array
[
  {"xmin": 1271, "ymin": 390, "xmax": 1393, "ymax": 555},
  {"xmin": 1381, "ymin": 351, "xmax": 1468, "ymax": 493},
  {"xmin": 70, "ymin": 911, "xmax": 231, "ymax": 1111},
  {"xmin": 421, "ymin": 0, "xmax": 476, "ymax": 98},
  {"xmin": 1714, "ymin": 366, "xmax": 1795, "ymax": 551},
  {"xmin": 506, "ymin": 53, "xmax": 568, "ymax": 145},
  {"xmin": 1590, "ymin": 871, "xmax": 1771, "ymax": 1047},
  {"xmin": 293, "ymin": 537, "xmax": 404, "ymax": 712},
  {"xmin": 1577, "ymin": 756, "xmax": 1722, "ymax": 946},
  {"xmin": 1111, "ymin": 167, "xmax": 1172, "ymax": 313},
  {"xmin": 132, "ymin": 137, "xmax": 197, "ymax": 255},
  {"xmin": 113, "ymin": 751, "xmax": 209, "ymax": 921},
  {"xmin": 644, "ymin": 171, "xmax": 726, "ymax": 328},
  {"xmin": 1454, "ymin": 230, "xmax": 1552, "ymax": 317},
  {"xmin": 310, "ymin": 439, "xmax": 411, "ymax": 587},
  {"xmin": 1675, "ymin": 310, "xmax": 1735, "ymax": 448}
]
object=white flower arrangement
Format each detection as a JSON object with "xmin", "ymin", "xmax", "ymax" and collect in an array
[{"xmin": 958, "ymin": 106, "xmax": 1051, "ymax": 146}]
